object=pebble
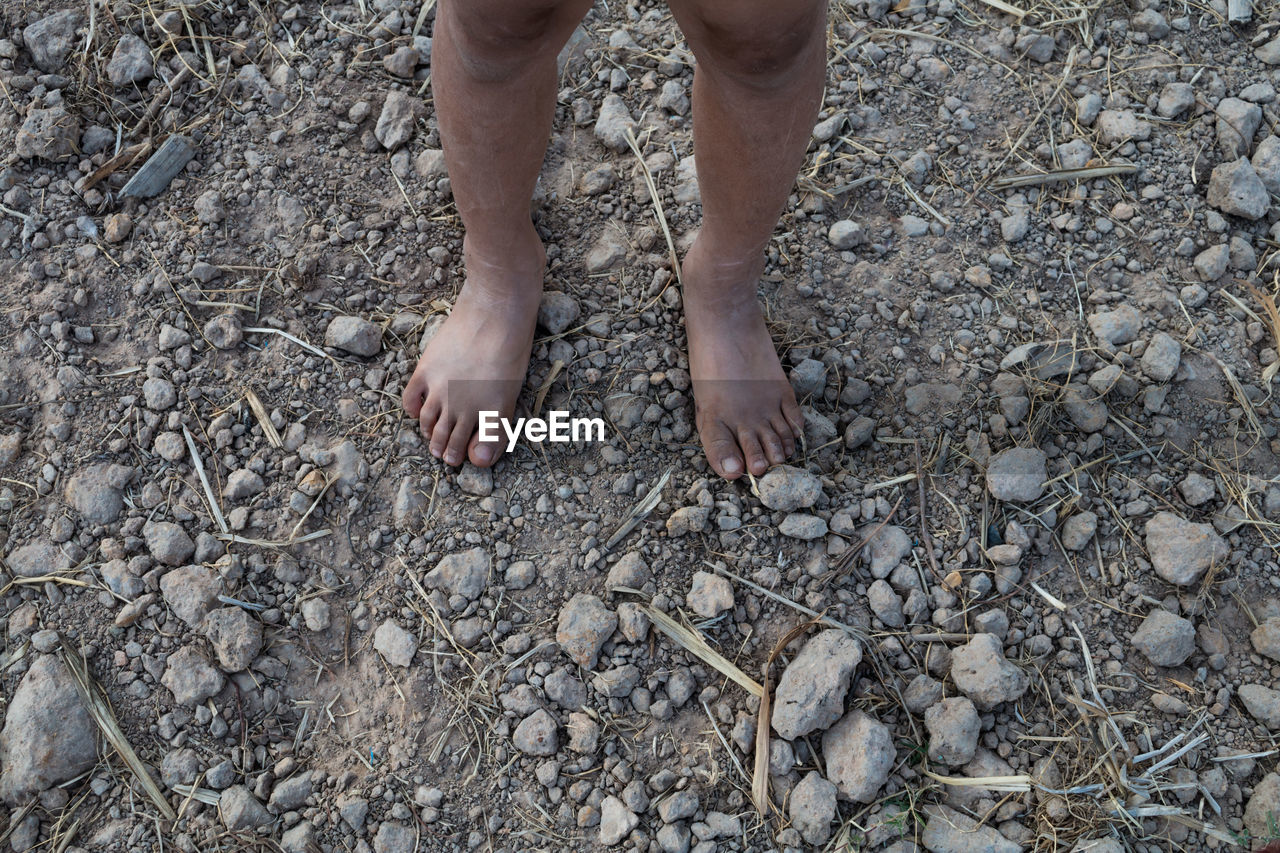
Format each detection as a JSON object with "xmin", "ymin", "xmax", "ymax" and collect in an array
[
  {"xmin": 985, "ymin": 447, "xmax": 1048, "ymax": 503},
  {"xmin": 771, "ymin": 629, "xmax": 862, "ymax": 740},
  {"xmin": 204, "ymin": 607, "xmax": 263, "ymax": 671},
  {"xmin": 425, "ymin": 547, "xmax": 490, "ymax": 599},
  {"xmin": 0, "ymin": 656, "xmax": 98, "ymax": 804},
  {"xmin": 1178, "ymin": 473, "xmax": 1215, "ymax": 506},
  {"xmin": 383, "ymin": 46, "xmax": 419, "ymax": 78},
  {"xmin": 1087, "ymin": 305, "xmax": 1142, "ymax": 345},
  {"xmin": 375, "ymin": 90, "xmax": 418, "ymax": 150},
  {"xmin": 106, "ymin": 33, "xmax": 154, "ymax": 87},
  {"xmin": 301, "ymin": 598, "xmax": 330, "ymax": 631},
  {"xmin": 864, "ymin": 524, "xmax": 912, "ymax": 577},
  {"xmin": 844, "ymin": 416, "xmax": 875, "ymax": 449},
  {"xmin": 145, "ymin": 521, "xmax": 195, "ymax": 566},
  {"xmin": 921, "ymin": 804, "xmax": 1021, "ymax": 853},
  {"xmin": 904, "ymin": 381, "xmax": 962, "ymax": 415},
  {"xmin": 827, "ymin": 219, "xmax": 867, "ymax": 250},
  {"xmin": 598, "ymin": 795, "xmax": 639, "ymax": 845},
  {"xmin": 557, "ymin": 594, "xmax": 616, "ymax": 669},
  {"xmin": 513, "ymin": 708, "xmax": 559, "ymax": 756},
  {"xmin": 666, "ymin": 505, "xmax": 710, "ymax": 536},
  {"xmin": 1240, "ymin": 684, "xmax": 1280, "ymax": 729},
  {"xmin": 1217, "ymin": 97, "xmax": 1262, "ymax": 159},
  {"xmin": 1144, "ymin": 511, "xmax": 1228, "ymax": 586},
  {"xmin": 1156, "ymin": 82, "xmax": 1195, "ymax": 118},
  {"xmin": 64, "ymin": 463, "xmax": 133, "ymax": 525},
  {"xmin": 1245, "ymin": 773, "xmax": 1280, "ymax": 839},
  {"xmin": 203, "ymin": 314, "xmax": 244, "ymax": 349},
  {"xmin": 219, "ymin": 785, "xmax": 272, "ymax": 830},
  {"xmin": 866, "ymin": 579, "xmax": 903, "ymax": 627},
  {"xmin": 788, "ymin": 771, "xmax": 837, "ymax": 846},
  {"xmin": 685, "ymin": 571, "xmax": 733, "ymax": 618},
  {"xmin": 950, "ymin": 633, "xmax": 1029, "ymax": 710},
  {"xmin": 1096, "ymin": 109, "xmax": 1150, "ymax": 144},
  {"xmin": 104, "ymin": 212, "xmax": 132, "ymax": 242},
  {"xmin": 16, "ymin": 105, "xmax": 80, "ymax": 161},
  {"xmin": 538, "ymin": 290, "xmax": 581, "ymax": 335},
  {"xmin": 756, "ymin": 465, "xmax": 821, "ymax": 511},
  {"xmin": 821, "ymin": 710, "xmax": 894, "ymax": 803},
  {"xmin": 925, "ymin": 696, "xmax": 980, "ymax": 766},
  {"xmin": 143, "ymin": 376, "xmax": 177, "ymax": 410},
  {"xmin": 1140, "ymin": 332, "xmax": 1182, "ymax": 382},
  {"xmin": 606, "ymin": 551, "xmax": 650, "ymax": 590},
  {"xmin": 325, "ymin": 316, "xmax": 383, "ymax": 356},
  {"xmin": 593, "ymin": 94, "xmax": 636, "ymax": 152},
  {"xmin": 1194, "ymin": 244, "xmax": 1230, "ymax": 281},
  {"xmin": 1251, "ymin": 617, "xmax": 1280, "ymax": 662},
  {"xmin": 1060, "ymin": 511, "xmax": 1097, "ymax": 550},
  {"xmin": 160, "ymin": 565, "xmax": 222, "ymax": 628},
  {"xmin": 1207, "ymin": 158, "xmax": 1269, "ymax": 220},
  {"xmin": 1253, "ymin": 136, "xmax": 1280, "ymax": 194},
  {"xmin": 24, "ymin": 10, "xmax": 81, "ymax": 72},
  {"xmin": 457, "ymin": 464, "xmax": 493, "ymax": 497},
  {"xmin": 778, "ymin": 513, "xmax": 827, "ymax": 539},
  {"xmin": 194, "ymin": 190, "xmax": 225, "ymax": 223},
  {"xmin": 1131, "ymin": 610, "xmax": 1194, "ymax": 667},
  {"xmin": 789, "ymin": 358, "xmax": 827, "ymax": 397},
  {"xmin": 373, "ymin": 620, "xmax": 418, "ymax": 667},
  {"xmin": 161, "ymin": 646, "xmax": 225, "ymax": 704},
  {"xmin": 223, "ymin": 469, "xmax": 265, "ymax": 501}
]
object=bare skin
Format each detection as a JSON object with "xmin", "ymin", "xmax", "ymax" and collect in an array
[{"xmin": 403, "ymin": 0, "xmax": 827, "ymax": 477}]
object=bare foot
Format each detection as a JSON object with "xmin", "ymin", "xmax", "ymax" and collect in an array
[
  {"xmin": 682, "ymin": 240, "xmax": 804, "ymax": 480},
  {"xmin": 401, "ymin": 229, "xmax": 544, "ymax": 468}
]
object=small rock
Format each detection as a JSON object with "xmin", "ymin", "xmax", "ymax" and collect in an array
[
  {"xmin": 24, "ymin": 10, "xmax": 82, "ymax": 72},
  {"xmin": 219, "ymin": 785, "xmax": 272, "ymax": 831},
  {"xmin": 1252, "ymin": 136, "xmax": 1280, "ymax": 194},
  {"xmin": 904, "ymin": 382, "xmax": 962, "ymax": 416},
  {"xmin": 223, "ymin": 469, "xmax": 265, "ymax": 501},
  {"xmin": 1193, "ymin": 244, "xmax": 1230, "ymax": 281},
  {"xmin": 204, "ymin": 607, "xmax": 263, "ymax": 671},
  {"xmin": 599, "ymin": 795, "xmax": 639, "ymax": 846},
  {"xmin": 864, "ymin": 524, "xmax": 912, "ymax": 577},
  {"xmin": 104, "ymin": 213, "xmax": 132, "ymax": 242},
  {"xmin": 665, "ymin": 505, "xmax": 710, "ymax": 536},
  {"xmin": 1217, "ymin": 97, "xmax": 1263, "ymax": 159},
  {"xmin": 0, "ymin": 656, "xmax": 98, "ymax": 804},
  {"xmin": 373, "ymin": 620, "xmax": 418, "ymax": 667},
  {"xmin": 456, "ymin": 464, "xmax": 492, "ymax": 497},
  {"xmin": 146, "ymin": 521, "xmax": 195, "ymax": 566},
  {"xmin": 538, "ymin": 291, "xmax": 581, "ymax": 335},
  {"xmin": 513, "ymin": 708, "xmax": 559, "ymax": 756},
  {"xmin": 1178, "ymin": 473, "xmax": 1216, "ymax": 506},
  {"xmin": 64, "ymin": 463, "xmax": 133, "ymax": 525},
  {"xmin": 789, "ymin": 771, "xmax": 837, "ymax": 846},
  {"xmin": 1087, "ymin": 305, "xmax": 1142, "ymax": 345},
  {"xmin": 789, "ymin": 358, "xmax": 827, "ymax": 397},
  {"xmin": 557, "ymin": 594, "xmax": 616, "ymax": 669},
  {"xmin": 756, "ymin": 465, "xmax": 822, "ymax": 511},
  {"xmin": 194, "ymin": 190, "xmax": 225, "ymax": 224},
  {"xmin": 778, "ymin": 513, "xmax": 827, "ymax": 539},
  {"xmin": 325, "ymin": 316, "xmax": 382, "ymax": 356},
  {"xmin": 1131, "ymin": 610, "xmax": 1195, "ymax": 667},
  {"xmin": 1241, "ymin": 684, "xmax": 1280, "ymax": 729},
  {"xmin": 382, "ymin": 45, "xmax": 419, "ymax": 77},
  {"xmin": 1245, "ymin": 773, "xmax": 1280, "ymax": 839},
  {"xmin": 986, "ymin": 447, "xmax": 1048, "ymax": 502},
  {"xmin": 16, "ymin": 105, "xmax": 80, "ymax": 161},
  {"xmin": 685, "ymin": 571, "xmax": 733, "ymax": 618},
  {"xmin": 1096, "ymin": 110, "xmax": 1150, "ymax": 144},
  {"xmin": 1145, "ymin": 511, "xmax": 1229, "ymax": 586},
  {"xmin": 925, "ymin": 696, "xmax": 980, "ymax": 766},
  {"xmin": 1207, "ymin": 158, "xmax": 1269, "ymax": 220},
  {"xmin": 162, "ymin": 646, "xmax": 225, "ymax": 704},
  {"xmin": 867, "ymin": 579, "xmax": 904, "ymax": 627},
  {"xmin": 6, "ymin": 541, "xmax": 68, "ymax": 578},
  {"xmin": 950, "ymin": 633, "xmax": 1029, "ymax": 710},
  {"xmin": 160, "ymin": 565, "xmax": 221, "ymax": 628},
  {"xmin": 1156, "ymin": 82, "xmax": 1195, "ymax": 118},
  {"xmin": 1060, "ymin": 511, "xmax": 1097, "ymax": 551},
  {"xmin": 828, "ymin": 220, "xmax": 867, "ymax": 250},
  {"xmin": 375, "ymin": 90, "xmax": 419, "ymax": 150},
  {"xmin": 425, "ymin": 548, "xmax": 490, "ymax": 599},
  {"xmin": 107, "ymin": 33, "xmax": 154, "ymax": 87},
  {"xmin": 593, "ymin": 94, "xmax": 636, "ymax": 152},
  {"xmin": 301, "ymin": 599, "xmax": 330, "ymax": 632},
  {"xmin": 1140, "ymin": 332, "xmax": 1182, "ymax": 382},
  {"xmin": 921, "ymin": 804, "xmax": 1021, "ymax": 853},
  {"xmin": 822, "ymin": 711, "xmax": 894, "ymax": 803},
  {"xmin": 771, "ymin": 630, "xmax": 862, "ymax": 740},
  {"xmin": 204, "ymin": 314, "xmax": 244, "ymax": 349},
  {"xmin": 1251, "ymin": 617, "xmax": 1280, "ymax": 662}
]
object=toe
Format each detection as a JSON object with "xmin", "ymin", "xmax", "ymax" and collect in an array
[
  {"xmin": 783, "ymin": 399, "xmax": 805, "ymax": 439},
  {"xmin": 443, "ymin": 413, "xmax": 476, "ymax": 467},
  {"xmin": 760, "ymin": 426, "xmax": 788, "ymax": 467},
  {"xmin": 468, "ymin": 430, "xmax": 503, "ymax": 468},
  {"xmin": 737, "ymin": 429, "xmax": 769, "ymax": 476},
  {"xmin": 702, "ymin": 419, "xmax": 745, "ymax": 480},
  {"xmin": 430, "ymin": 413, "xmax": 454, "ymax": 461},
  {"xmin": 770, "ymin": 414, "xmax": 796, "ymax": 457},
  {"xmin": 402, "ymin": 370, "xmax": 427, "ymax": 419}
]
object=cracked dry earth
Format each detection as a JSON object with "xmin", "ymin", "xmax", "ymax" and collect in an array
[{"xmin": 5, "ymin": 0, "xmax": 1280, "ymax": 852}]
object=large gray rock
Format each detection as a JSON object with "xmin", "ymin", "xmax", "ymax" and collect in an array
[
  {"xmin": 64, "ymin": 463, "xmax": 134, "ymax": 525},
  {"xmin": 512, "ymin": 708, "xmax": 559, "ymax": 756},
  {"xmin": 557, "ymin": 594, "xmax": 616, "ymax": 670},
  {"xmin": 373, "ymin": 620, "xmax": 418, "ymax": 668},
  {"xmin": 1241, "ymin": 684, "xmax": 1280, "ymax": 729},
  {"xmin": 1207, "ymin": 158, "xmax": 1269, "ymax": 220},
  {"xmin": 162, "ymin": 646, "xmax": 224, "ymax": 704},
  {"xmin": 1217, "ymin": 97, "xmax": 1263, "ymax": 159},
  {"xmin": 599, "ymin": 795, "xmax": 639, "ymax": 845},
  {"xmin": 1245, "ymin": 773, "xmax": 1280, "ymax": 841},
  {"xmin": 219, "ymin": 785, "xmax": 272, "ymax": 830},
  {"xmin": 1144, "ymin": 511, "xmax": 1228, "ymax": 586},
  {"xmin": 425, "ymin": 548, "xmax": 490, "ymax": 599},
  {"xmin": 24, "ymin": 11, "xmax": 82, "ymax": 72},
  {"xmin": 950, "ymin": 633, "xmax": 1029, "ymax": 711},
  {"xmin": 160, "ymin": 565, "xmax": 222, "ymax": 629},
  {"xmin": 771, "ymin": 630, "xmax": 862, "ymax": 740},
  {"xmin": 1130, "ymin": 610, "xmax": 1194, "ymax": 667},
  {"xmin": 985, "ymin": 448, "xmax": 1047, "ymax": 502},
  {"xmin": 325, "ymin": 316, "xmax": 383, "ymax": 356},
  {"xmin": 1252, "ymin": 617, "xmax": 1280, "ymax": 662},
  {"xmin": 925, "ymin": 696, "xmax": 980, "ymax": 766},
  {"xmin": 374, "ymin": 90, "xmax": 418, "ymax": 150},
  {"xmin": 593, "ymin": 94, "xmax": 636, "ymax": 152},
  {"xmin": 0, "ymin": 656, "xmax": 98, "ymax": 804},
  {"xmin": 822, "ymin": 711, "xmax": 894, "ymax": 803},
  {"xmin": 107, "ymin": 33, "xmax": 154, "ymax": 87},
  {"xmin": 5, "ymin": 541, "xmax": 69, "ymax": 578}
]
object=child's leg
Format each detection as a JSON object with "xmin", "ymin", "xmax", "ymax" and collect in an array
[
  {"xmin": 403, "ymin": 0, "xmax": 592, "ymax": 467},
  {"xmin": 667, "ymin": 0, "xmax": 828, "ymax": 479}
]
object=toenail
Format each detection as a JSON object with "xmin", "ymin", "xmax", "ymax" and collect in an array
[
  {"xmin": 445, "ymin": 451, "xmax": 460, "ymax": 465},
  {"xmin": 474, "ymin": 444, "xmax": 493, "ymax": 464},
  {"xmin": 721, "ymin": 457, "xmax": 742, "ymax": 475}
]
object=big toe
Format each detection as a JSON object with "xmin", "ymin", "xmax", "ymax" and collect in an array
[
  {"xmin": 468, "ymin": 430, "xmax": 503, "ymax": 468},
  {"xmin": 701, "ymin": 420, "xmax": 745, "ymax": 480}
]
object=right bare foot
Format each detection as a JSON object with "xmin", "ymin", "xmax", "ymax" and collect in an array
[{"xmin": 401, "ymin": 229, "xmax": 544, "ymax": 468}]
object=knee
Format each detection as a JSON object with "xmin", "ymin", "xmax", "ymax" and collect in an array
[
  {"xmin": 691, "ymin": 7, "xmax": 825, "ymax": 87},
  {"xmin": 447, "ymin": 4, "xmax": 563, "ymax": 82}
]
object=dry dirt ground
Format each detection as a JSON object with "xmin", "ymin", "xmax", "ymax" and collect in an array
[{"xmin": 3, "ymin": 0, "xmax": 1280, "ymax": 851}]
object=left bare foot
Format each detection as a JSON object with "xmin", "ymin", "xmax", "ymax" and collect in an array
[{"xmin": 682, "ymin": 240, "xmax": 804, "ymax": 480}]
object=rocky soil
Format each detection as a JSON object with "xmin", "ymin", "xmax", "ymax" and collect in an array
[{"xmin": 3, "ymin": 0, "xmax": 1280, "ymax": 851}]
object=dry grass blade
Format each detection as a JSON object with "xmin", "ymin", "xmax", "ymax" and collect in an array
[
  {"xmin": 171, "ymin": 784, "xmax": 221, "ymax": 805},
  {"xmin": 639, "ymin": 604, "xmax": 763, "ymax": 698},
  {"xmin": 975, "ymin": 0, "xmax": 1028, "ymax": 17},
  {"xmin": 243, "ymin": 326, "xmax": 336, "ymax": 363},
  {"xmin": 623, "ymin": 126, "xmax": 682, "ymax": 289},
  {"xmin": 183, "ymin": 425, "xmax": 229, "ymax": 533},
  {"xmin": 754, "ymin": 619, "xmax": 819, "ymax": 815},
  {"xmin": 602, "ymin": 467, "xmax": 671, "ymax": 553},
  {"xmin": 58, "ymin": 637, "xmax": 177, "ymax": 820},
  {"xmin": 1244, "ymin": 279, "xmax": 1280, "ymax": 386},
  {"xmin": 922, "ymin": 769, "xmax": 1032, "ymax": 791},
  {"xmin": 990, "ymin": 163, "xmax": 1137, "ymax": 190},
  {"xmin": 244, "ymin": 388, "xmax": 283, "ymax": 449},
  {"xmin": 532, "ymin": 359, "xmax": 565, "ymax": 419}
]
